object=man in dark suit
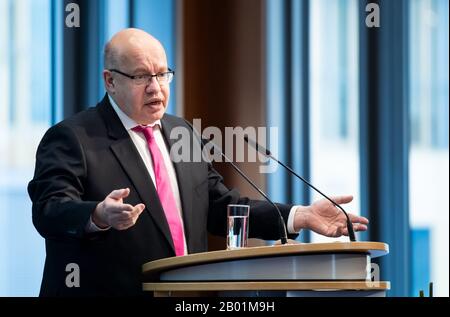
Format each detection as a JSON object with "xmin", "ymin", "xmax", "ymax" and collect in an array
[{"xmin": 28, "ymin": 28, "xmax": 369, "ymax": 296}]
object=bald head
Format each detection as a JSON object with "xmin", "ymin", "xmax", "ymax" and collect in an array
[{"xmin": 104, "ymin": 28, "xmax": 167, "ymax": 70}]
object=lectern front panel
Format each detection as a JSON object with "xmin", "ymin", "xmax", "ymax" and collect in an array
[{"xmin": 159, "ymin": 253, "xmax": 370, "ymax": 281}]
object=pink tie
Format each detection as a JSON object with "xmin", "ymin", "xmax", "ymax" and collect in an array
[{"xmin": 132, "ymin": 125, "xmax": 185, "ymax": 256}]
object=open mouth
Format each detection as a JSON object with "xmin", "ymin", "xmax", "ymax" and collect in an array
[{"xmin": 145, "ymin": 100, "xmax": 163, "ymax": 107}]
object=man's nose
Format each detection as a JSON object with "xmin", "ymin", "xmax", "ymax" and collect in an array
[{"xmin": 145, "ymin": 76, "xmax": 161, "ymax": 94}]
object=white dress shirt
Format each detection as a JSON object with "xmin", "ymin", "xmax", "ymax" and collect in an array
[{"xmin": 87, "ymin": 94, "xmax": 301, "ymax": 245}]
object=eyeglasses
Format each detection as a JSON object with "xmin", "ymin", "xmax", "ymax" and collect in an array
[{"xmin": 108, "ymin": 68, "xmax": 175, "ymax": 85}]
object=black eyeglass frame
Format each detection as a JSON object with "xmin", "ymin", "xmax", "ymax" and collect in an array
[{"xmin": 108, "ymin": 68, "xmax": 175, "ymax": 84}]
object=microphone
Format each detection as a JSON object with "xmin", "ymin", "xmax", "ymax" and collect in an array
[
  {"xmin": 244, "ymin": 135, "xmax": 357, "ymax": 242},
  {"xmin": 186, "ymin": 121, "xmax": 288, "ymax": 245}
]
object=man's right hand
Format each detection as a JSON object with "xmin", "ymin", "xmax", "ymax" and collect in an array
[{"xmin": 92, "ymin": 188, "xmax": 146, "ymax": 230}]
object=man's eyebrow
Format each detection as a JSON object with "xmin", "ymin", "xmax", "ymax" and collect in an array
[
  {"xmin": 131, "ymin": 66, "xmax": 167, "ymax": 74},
  {"xmin": 131, "ymin": 67, "xmax": 149, "ymax": 74}
]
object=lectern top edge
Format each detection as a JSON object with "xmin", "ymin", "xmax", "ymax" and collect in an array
[{"xmin": 142, "ymin": 241, "xmax": 388, "ymax": 277}]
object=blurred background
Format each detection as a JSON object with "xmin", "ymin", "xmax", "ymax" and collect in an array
[{"xmin": 0, "ymin": 0, "xmax": 448, "ymax": 297}]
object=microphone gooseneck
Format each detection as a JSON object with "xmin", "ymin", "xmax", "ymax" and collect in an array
[
  {"xmin": 244, "ymin": 135, "xmax": 356, "ymax": 242},
  {"xmin": 186, "ymin": 121, "xmax": 288, "ymax": 245}
]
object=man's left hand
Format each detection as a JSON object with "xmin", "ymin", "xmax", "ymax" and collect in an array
[{"xmin": 293, "ymin": 195, "xmax": 369, "ymax": 237}]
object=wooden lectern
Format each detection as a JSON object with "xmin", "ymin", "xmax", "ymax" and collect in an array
[{"xmin": 142, "ymin": 242, "xmax": 390, "ymax": 297}]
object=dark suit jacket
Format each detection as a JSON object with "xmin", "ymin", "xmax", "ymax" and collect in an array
[{"xmin": 27, "ymin": 95, "xmax": 296, "ymax": 296}]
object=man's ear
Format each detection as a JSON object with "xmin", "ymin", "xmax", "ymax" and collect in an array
[{"xmin": 103, "ymin": 70, "xmax": 115, "ymax": 93}]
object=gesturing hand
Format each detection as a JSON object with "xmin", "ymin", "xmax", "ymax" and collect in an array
[
  {"xmin": 294, "ymin": 195, "xmax": 369, "ymax": 237},
  {"xmin": 92, "ymin": 188, "xmax": 146, "ymax": 230}
]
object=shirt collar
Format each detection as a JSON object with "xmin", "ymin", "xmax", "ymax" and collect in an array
[{"xmin": 108, "ymin": 94, "xmax": 162, "ymax": 131}]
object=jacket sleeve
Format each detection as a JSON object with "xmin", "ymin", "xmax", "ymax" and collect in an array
[{"xmin": 28, "ymin": 123, "xmax": 99, "ymax": 240}]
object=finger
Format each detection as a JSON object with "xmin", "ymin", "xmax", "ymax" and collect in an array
[
  {"xmin": 334, "ymin": 226, "xmax": 344, "ymax": 237},
  {"xmin": 106, "ymin": 203, "xmax": 134, "ymax": 214},
  {"xmin": 131, "ymin": 203, "xmax": 146, "ymax": 216},
  {"xmin": 109, "ymin": 214, "xmax": 128, "ymax": 225},
  {"xmin": 349, "ymin": 214, "xmax": 369, "ymax": 225},
  {"xmin": 119, "ymin": 205, "xmax": 144, "ymax": 221},
  {"xmin": 355, "ymin": 224, "xmax": 368, "ymax": 232},
  {"xmin": 122, "ymin": 219, "xmax": 136, "ymax": 229},
  {"xmin": 110, "ymin": 210, "xmax": 136, "ymax": 223},
  {"xmin": 342, "ymin": 226, "xmax": 350, "ymax": 236},
  {"xmin": 108, "ymin": 188, "xmax": 130, "ymax": 200},
  {"xmin": 330, "ymin": 195, "xmax": 353, "ymax": 205},
  {"xmin": 117, "ymin": 214, "xmax": 140, "ymax": 230},
  {"xmin": 343, "ymin": 223, "xmax": 368, "ymax": 235},
  {"xmin": 118, "ymin": 209, "xmax": 138, "ymax": 221}
]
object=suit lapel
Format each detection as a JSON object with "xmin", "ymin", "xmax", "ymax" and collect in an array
[
  {"xmin": 160, "ymin": 116, "xmax": 194, "ymax": 252},
  {"xmin": 97, "ymin": 95, "xmax": 175, "ymax": 254}
]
